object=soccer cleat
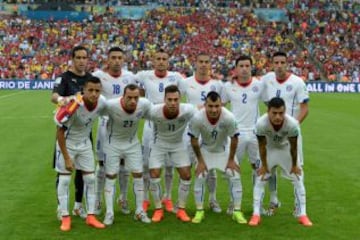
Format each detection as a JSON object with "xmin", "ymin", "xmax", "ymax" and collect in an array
[
  {"xmin": 143, "ymin": 200, "xmax": 151, "ymax": 212},
  {"xmin": 298, "ymin": 215, "xmax": 313, "ymax": 227},
  {"xmin": 151, "ymin": 209, "xmax": 164, "ymax": 223},
  {"xmin": 232, "ymin": 211, "xmax": 247, "ymax": 224},
  {"xmin": 209, "ymin": 200, "xmax": 222, "ymax": 213},
  {"xmin": 162, "ymin": 198, "xmax": 174, "ymax": 212},
  {"xmin": 72, "ymin": 206, "xmax": 87, "ymax": 219},
  {"xmin": 176, "ymin": 208, "xmax": 191, "ymax": 222},
  {"xmin": 103, "ymin": 212, "xmax": 114, "ymax": 226},
  {"xmin": 118, "ymin": 199, "xmax": 131, "ymax": 215},
  {"xmin": 226, "ymin": 202, "xmax": 234, "ymax": 215},
  {"xmin": 60, "ymin": 216, "xmax": 71, "ymax": 231},
  {"xmin": 266, "ymin": 201, "xmax": 281, "ymax": 216},
  {"xmin": 191, "ymin": 210, "xmax": 205, "ymax": 223},
  {"xmin": 134, "ymin": 211, "xmax": 151, "ymax": 223},
  {"xmin": 86, "ymin": 214, "xmax": 106, "ymax": 229},
  {"xmin": 249, "ymin": 215, "xmax": 261, "ymax": 226}
]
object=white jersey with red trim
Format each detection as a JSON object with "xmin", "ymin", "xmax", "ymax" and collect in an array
[
  {"xmin": 188, "ymin": 107, "xmax": 239, "ymax": 153},
  {"xmin": 135, "ymin": 70, "xmax": 186, "ymax": 104},
  {"xmin": 184, "ymin": 76, "xmax": 224, "ymax": 105},
  {"xmin": 261, "ymin": 72, "xmax": 309, "ymax": 118},
  {"xmin": 255, "ymin": 113, "xmax": 299, "ymax": 148},
  {"xmin": 222, "ymin": 78, "xmax": 265, "ymax": 130},
  {"xmin": 59, "ymin": 96, "xmax": 107, "ymax": 142},
  {"xmin": 105, "ymin": 97, "xmax": 151, "ymax": 143},
  {"xmin": 92, "ymin": 69, "xmax": 136, "ymax": 99},
  {"xmin": 149, "ymin": 103, "xmax": 196, "ymax": 144}
]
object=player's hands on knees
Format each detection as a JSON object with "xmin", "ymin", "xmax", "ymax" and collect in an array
[
  {"xmin": 257, "ymin": 166, "xmax": 269, "ymax": 180},
  {"xmin": 290, "ymin": 166, "xmax": 302, "ymax": 179},
  {"xmin": 195, "ymin": 161, "xmax": 208, "ymax": 177},
  {"xmin": 65, "ymin": 158, "xmax": 75, "ymax": 172},
  {"xmin": 225, "ymin": 160, "xmax": 240, "ymax": 175}
]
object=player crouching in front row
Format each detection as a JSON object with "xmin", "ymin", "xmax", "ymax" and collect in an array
[
  {"xmin": 54, "ymin": 76, "xmax": 106, "ymax": 231},
  {"xmin": 249, "ymin": 97, "xmax": 313, "ymax": 227},
  {"xmin": 188, "ymin": 91, "xmax": 247, "ymax": 224}
]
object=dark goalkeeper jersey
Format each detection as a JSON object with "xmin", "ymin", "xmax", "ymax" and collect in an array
[{"xmin": 52, "ymin": 71, "xmax": 93, "ymax": 96}]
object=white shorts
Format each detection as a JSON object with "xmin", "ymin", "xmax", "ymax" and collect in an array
[
  {"xmin": 200, "ymin": 148, "xmax": 239, "ymax": 173},
  {"xmin": 95, "ymin": 116, "xmax": 108, "ymax": 161},
  {"xmin": 55, "ymin": 139, "xmax": 95, "ymax": 174},
  {"xmin": 104, "ymin": 139, "xmax": 143, "ymax": 175},
  {"xmin": 236, "ymin": 130, "xmax": 259, "ymax": 165},
  {"xmin": 266, "ymin": 143, "xmax": 303, "ymax": 181},
  {"xmin": 149, "ymin": 142, "xmax": 190, "ymax": 169}
]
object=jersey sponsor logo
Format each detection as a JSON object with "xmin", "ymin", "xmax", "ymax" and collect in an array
[
  {"xmin": 72, "ymin": 78, "xmax": 77, "ymax": 84},
  {"xmin": 219, "ymin": 123, "xmax": 227, "ymax": 129},
  {"xmin": 286, "ymin": 85, "xmax": 293, "ymax": 91}
]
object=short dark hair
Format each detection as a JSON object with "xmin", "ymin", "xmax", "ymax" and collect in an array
[
  {"xmin": 164, "ymin": 85, "xmax": 180, "ymax": 96},
  {"xmin": 71, "ymin": 45, "xmax": 88, "ymax": 58},
  {"xmin": 123, "ymin": 83, "xmax": 139, "ymax": 95},
  {"xmin": 108, "ymin": 46, "xmax": 124, "ymax": 55},
  {"xmin": 196, "ymin": 52, "xmax": 210, "ymax": 60},
  {"xmin": 268, "ymin": 97, "xmax": 285, "ymax": 109},
  {"xmin": 235, "ymin": 55, "xmax": 253, "ymax": 66},
  {"xmin": 84, "ymin": 76, "xmax": 101, "ymax": 87},
  {"xmin": 206, "ymin": 91, "xmax": 221, "ymax": 102},
  {"xmin": 272, "ymin": 51, "xmax": 287, "ymax": 59}
]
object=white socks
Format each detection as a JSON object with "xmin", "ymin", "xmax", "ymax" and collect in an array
[
  {"xmin": 104, "ymin": 177, "xmax": 116, "ymax": 216},
  {"xmin": 177, "ymin": 179, "xmax": 191, "ymax": 209},
  {"xmin": 57, "ymin": 175, "xmax": 71, "ymax": 216},
  {"xmin": 133, "ymin": 178, "xmax": 145, "ymax": 213},
  {"xmin": 150, "ymin": 178, "xmax": 162, "ymax": 209},
  {"xmin": 83, "ymin": 173, "xmax": 96, "ymax": 214}
]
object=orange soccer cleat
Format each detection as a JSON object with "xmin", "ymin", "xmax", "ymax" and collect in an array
[{"xmin": 86, "ymin": 214, "xmax": 106, "ymax": 229}]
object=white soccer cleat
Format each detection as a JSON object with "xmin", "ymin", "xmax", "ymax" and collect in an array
[
  {"xmin": 209, "ymin": 200, "xmax": 222, "ymax": 213},
  {"xmin": 72, "ymin": 206, "xmax": 87, "ymax": 219},
  {"xmin": 118, "ymin": 198, "xmax": 131, "ymax": 215},
  {"xmin": 134, "ymin": 211, "xmax": 151, "ymax": 223},
  {"xmin": 103, "ymin": 212, "xmax": 114, "ymax": 226}
]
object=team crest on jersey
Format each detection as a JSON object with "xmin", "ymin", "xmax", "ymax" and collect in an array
[
  {"xmin": 286, "ymin": 85, "xmax": 293, "ymax": 91},
  {"xmin": 219, "ymin": 123, "xmax": 227, "ymax": 129},
  {"xmin": 252, "ymin": 86, "xmax": 259, "ymax": 92},
  {"xmin": 178, "ymin": 118, "xmax": 186, "ymax": 124},
  {"xmin": 210, "ymin": 85, "xmax": 216, "ymax": 91},
  {"xmin": 123, "ymin": 79, "xmax": 129, "ymax": 84},
  {"xmin": 168, "ymin": 76, "xmax": 176, "ymax": 82},
  {"xmin": 72, "ymin": 78, "xmax": 77, "ymax": 83},
  {"xmin": 136, "ymin": 111, "xmax": 143, "ymax": 118}
]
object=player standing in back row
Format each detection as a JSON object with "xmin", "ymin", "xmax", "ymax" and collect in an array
[
  {"xmin": 183, "ymin": 52, "xmax": 224, "ymax": 213},
  {"xmin": 135, "ymin": 49, "xmax": 186, "ymax": 213},
  {"xmin": 51, "ymin": 45, "xmax": 93, "ymax": 220},
  {"xmin": 93, "ymin": 47, "xmax": 136, "ymax": 215},
  {"xmin": 261, "ymin": 51, "xmax": 309, "ymax": 216}
]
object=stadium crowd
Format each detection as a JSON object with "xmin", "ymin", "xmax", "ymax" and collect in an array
[{"xmin": 0, "ymin": 0, "xmax": 359, "ymax": 82}]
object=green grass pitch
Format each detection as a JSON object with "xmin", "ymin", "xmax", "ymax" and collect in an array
[{"xmin": 0, "ymin": 90, "xmax": 358, "ymax": 240}]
